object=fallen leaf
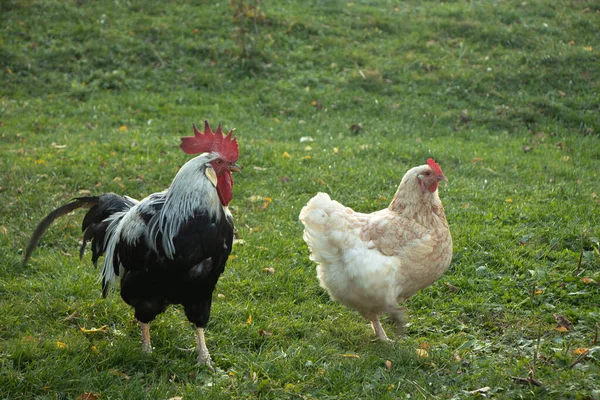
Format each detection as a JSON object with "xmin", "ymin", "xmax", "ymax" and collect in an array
[
  {"xmin": 471, "ymin": 157, "xmax": 484, "ymax": 163},
  {"xmin": 263, "ymin": 267, "xmax": 275, "ymax": 274},
  {"xmin": 416, "ymin": 348, "xmax": 429, "ymax": 358},
  {"xmin": 535, "ymin": 289, "xmax": 543, "ymax": 295},
  {"xmin": 460, "ymin": 203, "xmax": 470, "ymax": 209},
  {"xmin": 80, "ymin": 325, "xmax": 109, "ymax": 334},
  {"xmin": 78, "ymin": 189, "xmax": 92, "ymax": 195},
  {"xmin": 558, "ymin": 90, "xmax": 567, "ymax": 97},
  {"xmin": 253, "ymin": 166, "xmax": 266, "ymax": 171},
  {"xmin": 505, "ymin": 198, "xmax": 513, "ymax": 203},
  {"xmin": 300, "ymin": 136, "xmax": 314, "ymax": 142},
  {"xmin": 217, "ymin": 293, "xmax": 225, "ymax": 299},
  {"xmin": 444, "ymin": 282, "xmax": 460, "ymax": 292},
  {"xmin": 555, "ymin": 326, "xmax": 569, "ymax": 333},
  {"xmin": 279, "ymin": 176, "xmax": 291, "ymax": 183},
  {"xmin": 583, "ymin": 46, "xmax": 592, "ymax": 51},
  {"xmin": 56, "ymin": 341, "xmax": 69, "ymax": 349},
  {"xmin": 118, "ymin": 125, "xmax": 128, "ymax": 132},
  {"xmin": 259, "ymin": 329, "xmax": 272, "ymax": 337},
  {"xmin": 110, "ymin": 370, "xmax": 131, "ymax": 380},
  {"xmin": 420, "ymin": 342, "xmax": 431, "ymax": 350},
  {"xmin": 7, "ymin": 68, "xmax": 13, "ymax": 75},
  {"xmin": 468, "ymin": 387, "xmax": 491, "ymax": 395},
  {"xmin": 75, "ymin": 393, "xmax": 99, "ymax": 400},
  {"xmin": 553, "ymin": 314, "xmax": 573, "ymax": 331},
  {"xmin": 91, "ymin": 345, "xmax": 99, "ymax": 354},
  {"xmin": 304, "ymin": 145, "xmax": 312, "ymax": 151},
  {"xmin": 582, "ymin": 277, "xmax": 597, "ymax": 284},
  {"xmin": 568, "ymin": 40, "xmax": 575, "ymax": 46},
  {"xmin": 51, "ymin": 143, "xmax": 67, "ymax": 149},
  {"xmin": 333, "ymin": 147, "xmax": 339, "ymax": 154},
  {"xmin": 385, "ymin": 360, "xmax": 392, "ymax": 371},
  {"xmin": 282, "ymin": 151, "xmax": 291, "ymax": 158},
  {"xmin": 340, "ymin": 353, "xmax": 360, "ymax": 358},
  {"xmin": 246, "ymin": 315, "xmax": 252, "ymax": 325},
  {"xmin": 262, "ymin": 197, "xmax": 272, "ymax": 209},
  {"xmin": 573, "ymin": 348, "xmax": 589, "ymax": 355},
  {"xmin": 168, "ymin": 397, "xmax": 183, "ymax": 400}
]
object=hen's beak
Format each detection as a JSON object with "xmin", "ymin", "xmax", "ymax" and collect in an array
[
  {"xmin": 229, "ymin": 163, "xmax": 242, "ymax": 173},
  {"xmin": 438, "ymin": 173, "xmax": 448, "ymax": 182}
]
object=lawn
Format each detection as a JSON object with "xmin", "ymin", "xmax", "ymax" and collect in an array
[{"xmin": 1, "ymin": 0, "xmax": 599, "ymax": 398}]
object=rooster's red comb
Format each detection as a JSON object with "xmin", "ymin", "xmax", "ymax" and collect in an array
[
  {"xmin": 427, "ymin": 158, "xmax": 443, "ymax": 175},
  {"xmin": 180, "ymin": 120, "xmax": 239, "ymax": 162}
]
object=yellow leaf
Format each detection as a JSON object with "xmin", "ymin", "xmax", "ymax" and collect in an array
[
  {"xmin": 119, "ymin": 125, "xmax": 128, "ymax": 131},
  {"xmin": 573, "ymin": 348, "xmax": 589, "ymax": 355},
  {"xmin": 34, "ymin": 159, "xmax": 46, "ymax": 165},
  {"xmin": 582, "ymin": 277, "xmax": 596, "ymax": 284},
  {"xmin": 282, "ymin": 152, "xmax": 291, "ymax": 158},
  {"xmin": 303, "ymin": 155, "xmax": 311, "ymax": 160},
  {"xmin": 217, "ymin": 293, "xmax": 225, "ymax": 299},
  {"xmin": 562, "ymin": 156, "xmax": 570, "ymax": 162},
  {"xmin": 340, "ymin": 353, "xmax": 360, "ymax": 358},
  {"xmin": 568, "ymin": 40, "xmax": 575, "ymax": 46},
  {"xmin": 91, "ymin": 345, "xmax": 99, "ymax": 354},
  {"xmin": 246, "ymin": 315, "xmax": 252, "ymax": 325},
  {"xmin": 535, "ymin": 289, "xmax": 543, "ymax": 295},
  {"xmin": 274, "ymin": 117, "xmax": 280, "ymax": 123},
  {"xmin": 583, "ymin": 46, "xmax": 593, "ymax": 51},
  {"xmin": 416, "ymin": 348, "xmax": 429, "ymax": 358},
  {"xmin": 505, "ymin": 198, "xmax": 513, "ymax": 203},
  {"xmin": 555, "ymin": 326, "xmax": 569, "ymax": 333},
  {"xmin": 7, "ymin": 68, "xmax": 13, "ymax": 75},
  {"xmin": 78, "ymin": 189, "xmax": 92, "ymax": 195},
  {"xmin": 385, "ymin": 360, "xmax": 392, "ymax": 371},
  {"xmin": 263, "ymin": 267, "xmax": 275, "ymax": 274},
  {"xmin": 304, "ymin": 146, "xmax": 312, "ymax": 151},
  {"xmin": 80, "ymin": 325, "xmax": 108, "ymax": 334},
  {"xmin": 56, "ymin": 341, "xmax": 69, "ymax": 349},
  {"xmin": 333, "ymin": 147, "xmax": 339, "ymax": 153}
]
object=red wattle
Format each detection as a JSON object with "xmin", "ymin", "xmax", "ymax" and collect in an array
[{"xmin": 216, "ymin": 171, "xmax": 234, "ymax": 206}]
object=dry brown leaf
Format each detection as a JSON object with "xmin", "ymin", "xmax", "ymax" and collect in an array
[
  {"xmin": 555, "ymin": 326, "xmax": 569, "ymax": 333},
  {"xmin": 118, "ymin": 125, "xmax": 128, "ymax": 132},
  {"xmin": 582, "ymin": 277, "xmax": 597, "ymax": 284}
]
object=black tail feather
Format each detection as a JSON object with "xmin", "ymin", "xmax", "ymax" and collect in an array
[{"xmin": 22, "ymin": 197, "xmax": 100, "ymax": 266}]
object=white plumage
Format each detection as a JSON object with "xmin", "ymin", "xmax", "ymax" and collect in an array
[{"xmin": 299, "ymin": 161, "xmax": 452, "ymax": 341}]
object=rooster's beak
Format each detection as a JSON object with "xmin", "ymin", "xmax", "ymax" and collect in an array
[{"xmin": 229, "ymin": 163, "xmax": 242, "ymax": 173}]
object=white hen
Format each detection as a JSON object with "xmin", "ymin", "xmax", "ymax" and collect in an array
[{"xmin": 299, "ymin": 158, "xmax": 452, "ymax": 341}]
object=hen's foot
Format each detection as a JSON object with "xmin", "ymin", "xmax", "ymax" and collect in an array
[{"xmin": 195, "ymin": 327, "xmax": 215, "ymax": 372}]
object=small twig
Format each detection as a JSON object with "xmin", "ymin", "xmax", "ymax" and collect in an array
[
  {"xmin": 569, "ymin": 350, "xmax": 590, "ymax": 369},
  {"xmin": 593, "ymin": 324, "xmax": 599, "ymax": 346},
  {"xmin": 530, "ymin": 281, "xmax": 537, "ymax": 309},
  {"xmin": 574, "ymin": 249, "xmax": 583, "ymax": 274},
  {"xmin": 510, "ymin": 375, "xmax": 543, "ymax": 387}
]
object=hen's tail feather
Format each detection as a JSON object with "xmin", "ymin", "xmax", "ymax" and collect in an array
[{"xmin": 22, "ymin": 196, "xmax": 100, "ymax": 266}]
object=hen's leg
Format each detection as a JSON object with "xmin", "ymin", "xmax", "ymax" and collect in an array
[
  {"xmin": 195, "ymin": 327, "xmax": 214, "ymax": 371},
  {"xmin": 141, "ymin": 322, "xmax": 152, "ymax": 353},
  {"xmin": 370, "ymin": 316, "xmax": 390, "ymax": 341}
]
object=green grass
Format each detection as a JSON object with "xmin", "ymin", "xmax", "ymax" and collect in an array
[{"xmin": 1, "ymin": 0, "xmax": 599, "ymax": 398}]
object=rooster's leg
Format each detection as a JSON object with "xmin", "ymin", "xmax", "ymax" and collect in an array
[
  {"xmin": 141, "ymin": 322, "xmax": 152, "ymax": 353},
  {"xmin": 370, "ymin": 316, "xmax": 390, "ymax": 341},
  {"xmin": 195, "ymin": 327, "xmax": 215, "ymax": 372}
]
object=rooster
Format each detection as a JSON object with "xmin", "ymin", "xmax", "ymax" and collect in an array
[
  {"xmin": 299, "ymin": 159, "xmax": 452, "ymax": 341},
  {"xmin": 23, "ymin": 121, "xmax": 240, "ymax": 370}
]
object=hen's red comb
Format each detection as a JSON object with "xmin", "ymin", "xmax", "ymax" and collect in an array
[
  {"xmin": 427, "ymin": 158, "xmax": 443, "ymax": 175},
  {"xmin": 180, "ymin": 120, "xmax": 239, "ymax": 162}
]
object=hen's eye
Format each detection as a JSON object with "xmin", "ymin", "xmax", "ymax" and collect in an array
[{"xmin": 425, "ymin": 171, "xmax": 431, "ymax": 176}]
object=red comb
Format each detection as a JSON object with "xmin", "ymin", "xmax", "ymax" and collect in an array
[
  {"xmin": 427, "ymin": 158, "xmax": 443, "ymax": 175},
  {"xmin": 180, "ymin": 120, "xmax": 239, "ymax": 162}
]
